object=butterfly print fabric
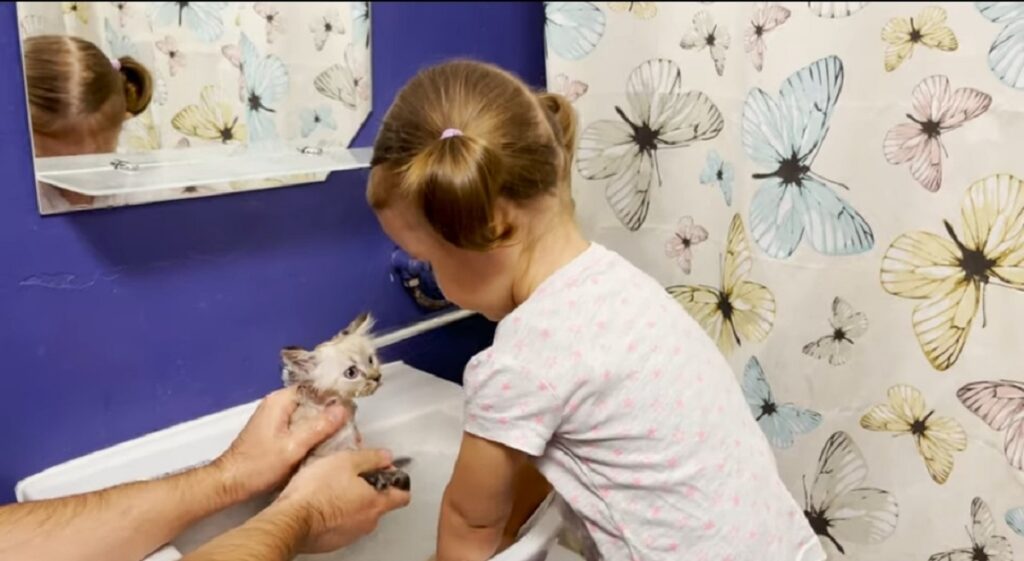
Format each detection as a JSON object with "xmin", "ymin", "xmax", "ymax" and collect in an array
[{"xmin": 548, "ymin": 2, "xmax": 1024, "ymax": 559}]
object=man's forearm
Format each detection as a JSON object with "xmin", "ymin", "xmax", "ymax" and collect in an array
[
  {"xmin": 181, "ymin": 501, "xmax": 308, "ymax": 561},
  {"xmin": 0, "ymin": 461, "xmax": 245, "ymax": 561}
]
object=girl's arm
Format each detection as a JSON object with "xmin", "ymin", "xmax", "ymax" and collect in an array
[
  {"xmin": 498, "ymin": 462, "xmax": 552, "ymax": 551},
  {"xmin": 437, "ymin": 432, "xmax": 532, "ymax": 561}
]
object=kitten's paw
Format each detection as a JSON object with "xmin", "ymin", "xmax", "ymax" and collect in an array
[{"xmin": 359, "ymin": 467, "xmax": 411, "ymax": 492}]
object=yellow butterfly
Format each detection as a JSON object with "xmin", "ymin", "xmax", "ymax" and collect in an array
[
  {"xmin": 667, "ymin": 214, "xmax": 776, "ymax": 355},
  {"xmin": 121, "ymin": 110, "xmax": 161, "ymax": 153},
  {"xmin": 61, "ymin": 2, "xmax": 89, "ymax": 25},
  {"xmin": 860, "ymin": 385, "xmax": 967, "ymax": 484},
  {"xmin": 881, "ymin": 6, "xmax": 957, "ymax": 72},
  {"xmin": 880, "ymin": 174, "xmax": 1024, "ymax": 371},
  {"xmin": 607, "ymin": 2, "xmax": 657, "ymax": 20},
  {"xmin": 171, "ymin": 86, "xmax": 248, "ymax": 144}
]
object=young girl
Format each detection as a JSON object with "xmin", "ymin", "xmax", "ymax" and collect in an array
[
  {"xmin": 23, "ymin": 35, "xmax": 153, "ymax": 212},
  {"xmin": 367, "ymin": 60, "xmax": 825, "ymax": 561}
]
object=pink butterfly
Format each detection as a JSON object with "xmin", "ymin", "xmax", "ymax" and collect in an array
[
  {"xmin": 220, "ymin": 45, "xmax": 247, "ymax": 103},
  {"xmin": 884, "ymin": 75, "xmax": 991, "ymax": 192},
  {"xmin": 253, "ymin": 3, "xmax": 282, "ymax": 44},
  {"xmin": 745, "ymin": 3, "xmax": 790, "ymax": 72},
  {"xmin": 957, "ymin": 380, "xmax": 1024, "ymax": 470},
  {"xmin": 552, "ymin": 73, "xmax": 588, "ymax": 102},
  {"xmin": 665, "ymin": 216, "xmax": 708, "ymax": 274},
  {"xmin": 156, "ymin": 36, "xmax": 185, "ymax": 77}
]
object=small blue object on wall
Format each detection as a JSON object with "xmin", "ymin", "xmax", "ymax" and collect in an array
[{"xmin": 391, "ymin": 247, "xmax": 451, "ymax": 311}]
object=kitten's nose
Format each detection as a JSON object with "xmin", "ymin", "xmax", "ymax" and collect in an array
[{"xmin": 368, "ymin": 368, "xmax": 382, "ymax": 382}]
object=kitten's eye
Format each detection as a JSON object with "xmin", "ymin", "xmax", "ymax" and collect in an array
[{"xmin": 344, "ymin": 366, "xmax": 359, "ymax": 380}]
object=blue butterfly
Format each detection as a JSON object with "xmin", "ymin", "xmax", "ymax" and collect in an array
[
  {"xmin": 104, "ymin": 18, "xmax": 137, "ymax": 59},
  {"xmin": 700, "ymin": 149, "xmax": 734, "ymax": 206},
  {"xmin": 978, "ymin": 2, "xmax": 1024, "ymax": 89},
  {"xmin": 238, "ymin": 33, "xmax": 289, "ymax": 143},
  {"xmin": 352, "ymin": 1, "xmax": 370, "ymax": 49},
  {"xmin": 544, "ymin": 2, "xmax": 605, "ymax": 60},
  {"xmin": 300, "ymin": 105, "xmax": 337, "ymax": 138},
  {"xmin": 742, "ymin": 356, "xmax": 822, "ymax": 449},
  {"xmin": 1007, "ymin": 507, "xmax": 1024, "ymax": 537},
  {"xmin": 742, "ymin": 55, "xmax": 873, "ymax": 258},
  {"xmin": 149, "ymin": 2, "xmax": 227, "ymax": 43},
  {"xmin": 391, "ymin": 248, "xmax": 450, "ymax": 311}
]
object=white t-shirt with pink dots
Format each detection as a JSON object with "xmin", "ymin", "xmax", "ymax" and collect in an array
[{"xmin": 462, "ymin": 243, "xmax": 825, "ymax": 561}]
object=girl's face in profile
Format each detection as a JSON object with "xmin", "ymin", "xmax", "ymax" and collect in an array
[{"xmin": 374, "ymin": 194, "xmax": 519, "ymax": 322}]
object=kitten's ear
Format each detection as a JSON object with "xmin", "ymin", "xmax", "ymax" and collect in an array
[
  {"xmin": 281, "ymin": 346, "xmax": 316, "ymax": 384},
  {"xmin": 340, "ymin": 311, "xmax": 375, "ymax": 337}
]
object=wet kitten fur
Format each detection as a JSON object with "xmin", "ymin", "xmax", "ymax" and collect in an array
[{"xmin": 281, "ymin": 312, "xmax": 409, "ymax": 491}]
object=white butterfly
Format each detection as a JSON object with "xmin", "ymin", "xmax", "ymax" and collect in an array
[
  {"xmin": 802, "ymin": 431, "xmax": 898, "ymax": 555},
  {"xmin": 802, "ymin": 297, "xmax": 868, "ymax": 366},
  {"xmin": 745, "ymin": 2, "xmax": 790, "ymax": 72},
  {"xmin": 253, "ymin": 3, "xmax": 283, "ymax": 44},
  {"xmin": 680, "ymin": 10, "xmax": 730, "ymax": 76},
  {"xmin": 20, "ymin": 14, "xmax": 54, "ymax": 37},
  {"xmin": 576, "ymin": 58, "xmax": 723, "ymax": 231},
  {"xmin": 929, "ymin": 498, "xmax": 1011, "ymax": 561},
  {"xmin": 807, "ymin": 2, "xmax": 868, "ymax": 18},
  {"xmin": 314, "ymin": 45, "xmax": 368, "ymax": 110},
  {"xmin": 310, "ymin": 10, "xmax": 345, "ymax": 51}
]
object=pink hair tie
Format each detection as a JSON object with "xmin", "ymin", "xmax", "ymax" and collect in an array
[
  {"xmin": 110, "ymin": 58, "xmax": 121, "ymax": 71},
  {"xmin": 440, "ymin": 128, "xmax": 462, "ymax": 139}
]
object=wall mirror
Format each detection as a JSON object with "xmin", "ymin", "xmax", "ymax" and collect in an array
[{"xmin": 17, "ymin": 2, "xmax": 372, "ymax": 215}]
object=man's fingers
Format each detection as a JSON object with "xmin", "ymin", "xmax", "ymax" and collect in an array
[
  {"xmin": 348, "ymin": 448, "xmax": 394, "ymax": 473},
  {"xmin": 263, "ymin": 386, "xmax": 300, "ymax": 418},
  {"xmin": 380, "ymin": 488, "xmax": 411, "ymax": 511},
  {"xmin": 292, "ymin": 405, "xmax": 349, "ymax": 451}
]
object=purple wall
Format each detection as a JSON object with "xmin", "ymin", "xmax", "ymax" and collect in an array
[{"xmin": 0, "ymin": 2, "xmax": 545, "ymax": 503}]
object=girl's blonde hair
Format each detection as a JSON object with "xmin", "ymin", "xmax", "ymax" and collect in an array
[
  {"xmin": 367, "ymin": 60, "xmax": 577, "ymax": 251},
  {"xmin": 24, "ymin": 35, "xmax": 153, "ymax": 137}
]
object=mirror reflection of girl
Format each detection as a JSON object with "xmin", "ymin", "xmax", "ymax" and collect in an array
[{"xmin": 23, "ymin": 35, "xmax": 153, "ymax": 212}]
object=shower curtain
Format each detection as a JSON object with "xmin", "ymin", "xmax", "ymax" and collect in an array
[{"xmin": 545, "ymin": 2, "xmax": 1024, "ymax": 559}]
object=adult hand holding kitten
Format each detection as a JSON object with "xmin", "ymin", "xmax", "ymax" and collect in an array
[{"xmin": 212, "ymin": 385, "xmax": 349, "ymax": 501}]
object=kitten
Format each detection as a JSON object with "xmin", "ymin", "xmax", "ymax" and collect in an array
[{"xmin": 281, "ymin": 312, "xmax": 410, "ymax": 491}]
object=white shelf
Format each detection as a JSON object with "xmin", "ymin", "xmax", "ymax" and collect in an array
[{"xmin": 34, "ymin": 144, "xmax": 372, "ymax": 196}]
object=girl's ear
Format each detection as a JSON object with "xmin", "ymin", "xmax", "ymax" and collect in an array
[
  {"xmin": 339, "ymin": 311, "xmax": 376, "ymax": 337},
  {"xmin": 281, "ymin": 346, "xmax": 316, "ymax": 384}
]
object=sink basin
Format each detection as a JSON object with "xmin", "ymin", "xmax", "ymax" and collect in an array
[{"xmin": 15, "ymin": 362, "xmax": 579, "ymax": 561}]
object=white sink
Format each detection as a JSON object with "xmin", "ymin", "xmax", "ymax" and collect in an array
[{"xmin": 15, "ymin": 362, "xmax": 578, "ymax": 561}]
